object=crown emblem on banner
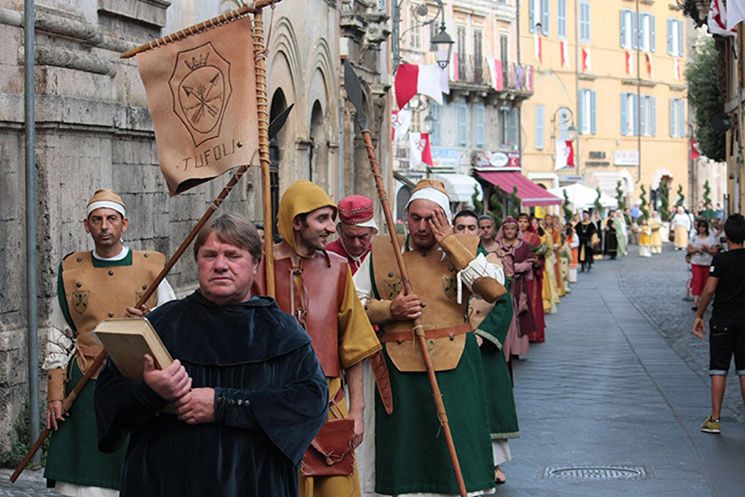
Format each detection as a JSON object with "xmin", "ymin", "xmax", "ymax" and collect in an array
[{"xmin": 184, "ymin": 53, "xmax": 209, "ymax": 70}]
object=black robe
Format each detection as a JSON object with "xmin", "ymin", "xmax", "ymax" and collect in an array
[
  {"xmin": 94, "ymin": 292, "xmax": 329, "ymax": 497},
  {"xmin": 574, "ymin": 221, "xmax": 598, "ymax": 264}
]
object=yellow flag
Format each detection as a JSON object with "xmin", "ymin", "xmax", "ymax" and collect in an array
[{"xmin": 136, "ymin": 17, "xmax": 259, "ymax": 195}]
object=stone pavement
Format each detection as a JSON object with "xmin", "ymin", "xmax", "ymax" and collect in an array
[{"xmin": 501, "ymin": 245, "xmax": 745, "ymax": 497}]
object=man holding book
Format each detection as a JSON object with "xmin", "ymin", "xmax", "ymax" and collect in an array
[
  {"xmin": 43, "ymin": 188, "xmax": 176, "ymax": 497},
  {"xmin": 94, "ymin": 214, "xmax": 329, "ymax": 497}
]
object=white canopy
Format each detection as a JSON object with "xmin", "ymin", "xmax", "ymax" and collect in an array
[
  {"xmin": 548, "ymin": 183, "xmax": 619, "ymax": 210},
  {"xmin": 430, "ymin": 174, "xmax": 483, "ymax": 207}
]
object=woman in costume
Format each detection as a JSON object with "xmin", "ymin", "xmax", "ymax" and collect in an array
[
  {"xmin": 551, "ymin": 216, "xmax": 567, "ymax": 297},
  {"xmin": 518, "ymin": 214, "xmax": 546, "ymax": 343},
  {"xmin": 638, "ymin": 218, "xmax": 652, "ymax": 257},
  {"xmin": 604, "ymin": 215, "xmax": 618, "ymax": 260},
  {"xmin": 574, "ymin": 211, "xmax": 598, "ymax": 272},
  {"xmin": 613, "ymin": 210, "xmax": 628, "ymax": 257},
  {"xmin": 649, "ymin": 211, "xmax": 663, "ymax": 254},
  {"xmin": 672, "ymin": 206, "xmax": 691, "ymax": 250}
]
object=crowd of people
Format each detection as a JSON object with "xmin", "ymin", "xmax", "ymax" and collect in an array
[{"xmin": 41, "ymin": 179, "xmax": 740, "ymax": 497}]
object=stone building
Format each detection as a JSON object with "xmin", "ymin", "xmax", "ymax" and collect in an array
[{"xmin": 0, "ymin": 0, "xmax": 390, "ymax": 451}]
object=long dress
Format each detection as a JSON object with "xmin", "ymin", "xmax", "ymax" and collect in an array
[
  {"xmin": 521, "ymin": 229, "xmax": 546, "ymax": 343},
  {"xmin": 574, "ymin": 221, "xmax": 598, "ymax": 270},
  {"xmin": 495, "ymin": 239, "xmax": 535, "ymax": 359},
  {"xmin": 638, "ymin": 226, "xmax": 652, "ymax": 257},
  {"xmin": 672, "ymin": 213, "xmax": 691, "ymax": 249},
  {"xmin": 605, "ymin": 223, "xmax": 618, "ymax": 259},
  {"xmin": 613, "ymin": 217, "xmax": 628, "ymax": 257},
  {"xmin": 541, "ymin": 231, "xmax": 560, "ymax": 313},
  {"xmin": 552, "ymin": 228, "xmax": 566, "ymax": 297},
  {"xmin": 649, "ymin": 218, "xmax": 663, "ymax": 254},
  {"xmin": 94, "ymin": 293, "xmax": 329, "ymax": 497}
]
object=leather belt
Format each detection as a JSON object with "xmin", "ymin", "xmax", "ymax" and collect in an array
[{"xmin": 379, "ymin": 323, "xmax": 471, "ymax": 344}]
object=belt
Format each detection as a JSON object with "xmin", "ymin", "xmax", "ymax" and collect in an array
[{"xmin": 379, "ymin": 323, "xmax": 471, "ymax": 344}]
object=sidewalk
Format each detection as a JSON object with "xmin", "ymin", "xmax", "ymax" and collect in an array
[{"xmin": 500, "ymin": 249, "xmax": 745, "ymax": 496}]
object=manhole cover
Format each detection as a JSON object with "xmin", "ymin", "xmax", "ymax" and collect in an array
[{"xmin": 541, "ymin": 465, "xmax": 652, "ymax": 480}]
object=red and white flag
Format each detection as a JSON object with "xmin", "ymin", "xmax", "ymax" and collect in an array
[
  {"xmin": 554, "ymin": 139, "xmax": 575, "ymax": 171},
  {"xmin": 449, "ymin": 52, "xmax": 459, "ymax": 82},
  {"xmin": 581, "ymin": 48, "xmax": 591, "ymax": 72},
  {"xmin": 487, "ymin": 58, "xmax": 504, "ymax": 91},
  {"xmin": 560, "ymin": 40, "xmax": 570, "ymax": 67},
  {"xmin": 391, "ymin": 108, "xmax": 412, "ymax": 142},
  {"xmin": 395, "ymin": 64, "xmax": 447, "ymax": 110},
  {"xmin": 727, "ymin": 0, "xmax": 745, "ymax": 30},
  {"xmin": 710, "ymin": 0, "xmax": 737, "ymax": 36},
  {"xmin": 673, "ymin": 57, "xmax": 681, "ymax": 81},
  {"xmin": 690, "ymin": 138, "xmax": 701, "ymax": 160},
  {"xmin": 534, "ymin": 33, "xmax": 542, "ymax": 64},
  {"xmin": 625, "ymin": 50, "xmax": 634, "ymax": 75},
  {"xmin": 645, "ymin": 52, "xmax": 654, "ymax": 78},
  {"xmin": 409, "ymin": 132, "xmax": 433, "ymax": 167},
  {"xmin": 526, "ymin": 65, "xmax": 534, "ymax": 92}
]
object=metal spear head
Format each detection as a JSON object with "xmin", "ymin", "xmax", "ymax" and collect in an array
[
  {"xmin": 268, "ymin": 103, "xmax": 294, "ymax": 140},
  {"xmin": 343, "ymin": 60, "xmax": 369, "ymax": 131}
]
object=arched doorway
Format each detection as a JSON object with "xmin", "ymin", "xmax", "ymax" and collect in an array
[
  {"xmin": 269, "ymin": 89, "xmax": 288, "ymax": 232},
  {"xmin": 309, "ymin": 100, "xmax": 328, "ymax": 187}
]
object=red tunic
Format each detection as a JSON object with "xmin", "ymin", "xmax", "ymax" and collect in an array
[{"xmin": 324, "ymin": 238, "xmax": 370, "ymax": 275}]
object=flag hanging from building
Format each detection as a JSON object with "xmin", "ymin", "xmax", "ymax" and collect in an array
[
  {"xmin": 690, "ymin": 138, "xmax": 701, "ymax": 160},
  {"xmin": 409, "ymin": 132, "xmax": 433, "ymax": 167},
  {"xmin": 391, "ymin": 108, "xmax": 412, "ymax": 142},
  {"xmin": 554, "ymin": 139, "xmax": 575, "ymax": 171},
  {"xmin": 645, "ymin": 52, "xmax": 654, "ymax": 78},
  {"xmin": 581, "ymin": 48, "xmax": 591, "ymax": 72},
  {"xmin": 710, "ymin": 0, "xmax": 737, "ymax": 36},
  {"xmin": 727, "ymin": 0, "xmax": 745, "ymax": 30},
  {"xmin": 395, "ymin": 64, "xmax": 447, "ymax": 109},
  {"xmin": 625, "ymin": 50, "xmax": 634, "ymax": 75},
  {"xmin": 449, "ymin": 52, "xmax": 459, "ymax": 82},
  {"xmin": 487, "ymin": 58, "xmax": 504, "ymax": 91},
  {"xmin": 673, "ymin": 57, "xmax": 681, "ymax": 81},
  {"xmin": 136, "ymin": 16, "xmax": 259, "ymax": 195},
  {"xmin": 560, "ymin": 40, "xmax": 570, "ymax": 67},
  {"xmin": 534, "ymin": 33, "xmax": 542, "ymax": 64}
]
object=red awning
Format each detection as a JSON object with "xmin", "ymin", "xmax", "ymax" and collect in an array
[{"xmin": 476, "ymin": 171, "xmax": 562, "ymax": 207}]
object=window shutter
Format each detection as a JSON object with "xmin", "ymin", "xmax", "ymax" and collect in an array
[
  {"xmin": 542, "ymin": 0, "xmax": 550, "ymax": 34},
  {"xmin": 632, "ymin": 13, "xmax": 639, "ymax": 50},
  {"xmin": 650, "ymin": 15, "xmax": 656, "ymax": 52},
  {"xmin": 535, "ymin": 105, "xmax": 544, "ymax": 149},
  {"xmin": 457, "ymin": 104, "xmax": 467, "ymax": 146},
  {"xmin": 639, "ymin": 97, "xmax": 647, "ymax": 136},
  {"xmin": 651, "ymin": 97, "xmax": 656, "ymax": 136},
  {"xmin": 639, "ymin": 14, "xmax": 647, "ymax": 51},
  {"xmin": 529, "ymin": 0, "xmax": 535, "ymax": 33},
  {"xmin": 578, "ymin": 91, "xmax": 585, "ymax": 134},
  {"xmin": 667, "ymin": 19, "xmax": 673, "ymax": 55},
  {"xmin": 678, "ymin": 100, "xmax": 685, "ymax": 137},
  {"xmin": 591, "ymin": 91, "xmax": 597, "ymax": 134},
  {"xmin": 677, "ymin": 21, "xmax": 684, "ymax": 57},
  {"xmin": 633, "ymin": 94, "xmax": 639, "ymax": 136},
  {"xmin": 668, "ymin": 99, "xmax": 674, "ymax": 137},
  {"xmin": 621, "ymin": 94, "xmax": 627, "ymax": 136},
  {"xmin": 620, "ymin": 11, "xmax": 627, "ymax": 48}
]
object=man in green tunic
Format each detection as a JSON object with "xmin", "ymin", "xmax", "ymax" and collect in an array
[
  {"xmin": 44, "ymin": 189, "xmax": 175, "ymax": 496},
  {"xmin": 354, "ymin": 180, "xmax": 506, "ymax": 496}
]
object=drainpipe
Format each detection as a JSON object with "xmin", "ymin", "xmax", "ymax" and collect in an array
[
  {"xmin": 636, "ymin": 0, "xmax": 642, "ymax": 185},
  {"xmin": 24, "ymin": 0, "xmax": 40, "ymax": 462},
  {"xmin": 574, "ymin": 0, "xmax": 581, "ymax": 178}
]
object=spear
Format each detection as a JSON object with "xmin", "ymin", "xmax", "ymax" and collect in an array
[{"xmin": 343, "ymin": 61, "xmax": 468, "ymax": 497}]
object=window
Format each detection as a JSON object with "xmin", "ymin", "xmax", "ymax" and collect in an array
[
  {"xmin": 457, "ymin": 103, "xmax": 468, "ymax": 147},
  {"xmin": 457, "ymin": 25, "xmax": 467, "ymax": 62},
  {"xmin": 535, "ymin": 105, "xmax": 545, "ymax": 150},
  {"xmin": 578, "ymin": 89, "xmax": 597, "ymax": 135},
  {"xmin": 669, "ymin": 99, "xmax": 686, "ymax": 137},
  {"xmin": 580, "ymin": 0, "xmax": 591, "ymax": 43},
  {"xmin": 474, "ymin": 29, "xmax": 483, "ymax": 77},
  {"xmin": 638, "ymin": 13, "xmax": 656, "ymax": 52},
  {"xmin": 430, "ymin": 104, "xmax": 441, "ymax": 145},
  {"xmin": 667, "ymin": 19, "xmax": 684, "ymax": 57},
  {"xmin": 620, "ymin": 93, "xmax": 639, "ymax": 136},
  {"xmin": 529, "ymin": 0, "xmax": 549, "ymax": 34},
  {"xmin": 620, "ymin": 10, "xmax": 638, "ymax": 50},
  {"xmin": 500, "ymin": 34, "xmax": 509, "ymax": 81},
  {"xmin": 558, "ymin": 0, "xmax": 567, "ymax": 38},
  {"xmin": 501, "ymin": 107, "xmax": 519, "ymax": 148},
  {"xmin": 474, "ymin": 104, "xmax": 485, "ymax": 149},
  {"xmin": 639, "ymin": 96, "xmax": 656, "ymax": 136},
  {"xmin": 408, "ymin": 7, "xmax": 421, "ymax": 48}
]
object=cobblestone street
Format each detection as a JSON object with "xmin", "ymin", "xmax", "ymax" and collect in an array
[{"xmin": 2, "ymin": 245, "xmax": 744, "ymax": 496}]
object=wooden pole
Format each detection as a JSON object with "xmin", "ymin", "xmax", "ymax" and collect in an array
[
  {"xmin": 360, "ymin": 131, "xmax": 468, "ymax": 497},
  {"xmin": 252, "ymin": 10, "xmax": 276, "ymax": 297}
]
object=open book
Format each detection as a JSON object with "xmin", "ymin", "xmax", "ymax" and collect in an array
[{"xmin": 93, "ymin": 318, "xmax": 173, "ymax": 381}]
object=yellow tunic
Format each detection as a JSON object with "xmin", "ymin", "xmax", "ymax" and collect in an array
[
  {"xmin": 639, "ymin": 227, "xmax": 652, "ymax": 246},
  {"xmin": 541, "ymin": 233, "xmax": 560, "ymax": 313}
]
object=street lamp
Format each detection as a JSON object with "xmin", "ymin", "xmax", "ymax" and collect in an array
[
  {"xmin": 392, "ymin": 0, "xmax": 453, "ymax": 72},
  {"xmin": 676, "ymin": 0, "xmax": 710, "ymax": 27},
  {"xmin": 552, "ymin": 107, "xmax": 577, "ymax": 171},
  {"xmin": 424, "ymin": 110, "xmax": 435, "ymax": 133}
]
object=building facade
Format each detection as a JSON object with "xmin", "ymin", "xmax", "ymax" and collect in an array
[{"xmin": 519, "ymin": 0, "xmax": 690, "ymax": 208}]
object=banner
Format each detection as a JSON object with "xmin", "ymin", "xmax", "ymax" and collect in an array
[
  {"xmin": 710, "ymin": 0, "xmax": 737, "ymax": 36},
  {"xmin": 554, "ymin": 139, "xmax": 574, "ymax": 171},
  {"xmin": 487, "ymin": 58, "xmax": 504, "ymax": 91},
  {"xmin": 136, "ymin": 17, "xmax": 260, "ymax": 195},
  {"xmin": 409, "ymin": 132, "xmax": 433, "ymax": 167},
  {"xmin": 395, "ymin": 64, "xmax": 447, "ymax": 109},
  {"xmin": 391, "ymin": 108, "xmax": 412, "ymax": 142}
]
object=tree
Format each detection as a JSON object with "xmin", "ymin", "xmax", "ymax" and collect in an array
[
  {"xmin": 472, "ymin": 184, "xmax": 483, "ymax": 213},
  {"xmin": 563, "ymin": 189, "xmax": 573, "ymax": 223},
  {"xmin": 676, "ymin": 184, "xmax": 685, "ymax": 208},
  {"xmin": 658, "ymin": 180, "xmax": 671, "ymax": 222},
  {"xmin": 639, "ymin": 185, "xmax": 650, "ymax": 220},
  {"xmin": 594, "ymin": 187, "xmax": 603, "ymax": 214},
  {"xmin": 488, "ymin": 189, "xmax": 505, "ymax": 225},
  {"xmin": 615, "ymin": 180, "xmax": 627, "ymax": 211},
  {"xmin": 703, "ymin": 180, "xmax": 712, "ymax": 209},
  {"xmin": 685, "ymin": 32, "xmax": 725, "ymax": 161},
  {"xmin": 508, "ymin": 186, "xmax": 521, "ymax": 219}
]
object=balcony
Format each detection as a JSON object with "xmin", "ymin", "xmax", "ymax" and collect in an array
[{"xmin": 450, "ymin": 54, "xmax": 533, "ymax": 99}]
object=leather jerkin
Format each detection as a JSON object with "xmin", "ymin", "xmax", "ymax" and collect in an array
[{"xmin": 61, "ymin": 250, "xmax": 164, "ymax": 379}]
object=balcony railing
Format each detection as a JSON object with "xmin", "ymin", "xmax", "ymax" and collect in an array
[{"xmin": 451, "ymin": 54, "xmax": 533, "ymax": 95}]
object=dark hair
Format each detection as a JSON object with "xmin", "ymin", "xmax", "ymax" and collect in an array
[
  {"xmin": 517, "ymin": 213, "xmax": 531, "ymax": 221},
  {"xmin": 478, "ymin": 214, "xmax": 496, "ymax": 225},
  {"xmin": 454, "ymin": 210, "xmax": 479, "ymax": 224},
  {"xmin": 695, "ymin": 218, "xmax": 709, "ymax": 236},
  {"xmin": 724, "ymin": 214, "xmax": 745, "ymax": 244},
  {"xmin": 193, "ymin": 213, "xmax": 263, "ymax": 262}
]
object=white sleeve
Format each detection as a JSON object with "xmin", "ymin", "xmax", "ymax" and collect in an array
[
  {"xmin": 155, "ymin": 278, "xmax": 177, "ymax": 307},
  {"xmin": 353, "ymin": 256, "xmax": 374, "ymax": 305},
  {"xmin": 43, "ymin": 297, "xmax": 75, "ymax": 371}
]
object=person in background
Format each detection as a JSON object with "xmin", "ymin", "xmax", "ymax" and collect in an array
[
  {"xmin": 518, "ymin": 214, "xmax": 546, "ymax": 344},
  {"xmin": 688, "ymin": 218, "xmax": 719, "ymax": 311},
  {"xmin": 672, "ymin": 206, "xmax": 692, "ymax": 251},
  {"xmin": 478, "ymin": 214, "xmax": 499, "ymax": 253},
  {"xmin": 638, "ymin": 218, "xmax": 652, "ymax": 258},
  {"xmin": 325, "ymin": 195, "xmax": 378, "ymax": 275},
  {"xmin": 649, "ymin": 212, "xmax": 663, "ymax": 255}
]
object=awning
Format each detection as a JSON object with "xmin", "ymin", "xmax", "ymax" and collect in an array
[
  {"xmin": 431, "ymin": 174, "xmax": 483, "ymax": 206},
  {"xmin": 476, "ymin": 171, "xmax": 562, "ymax": 206},
  {"xmin": 549, "ymin": 183, "xmax": 618, "ymax": 210}
]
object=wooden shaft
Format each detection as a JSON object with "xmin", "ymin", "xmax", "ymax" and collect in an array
[
  {"xmin": 253, "ymin": 11, "xmax": 276, "ymax": 297},
  {"xmin": 361, "ymin": 132, "xmax": 468, "ymax": 497},
  {"xmin": 120, "ymin": 0, "xmax": 283, "ymax": 59},
  {"xmin": 10, "ymin": 163, "xmax": 253, "ymax": 483}
]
